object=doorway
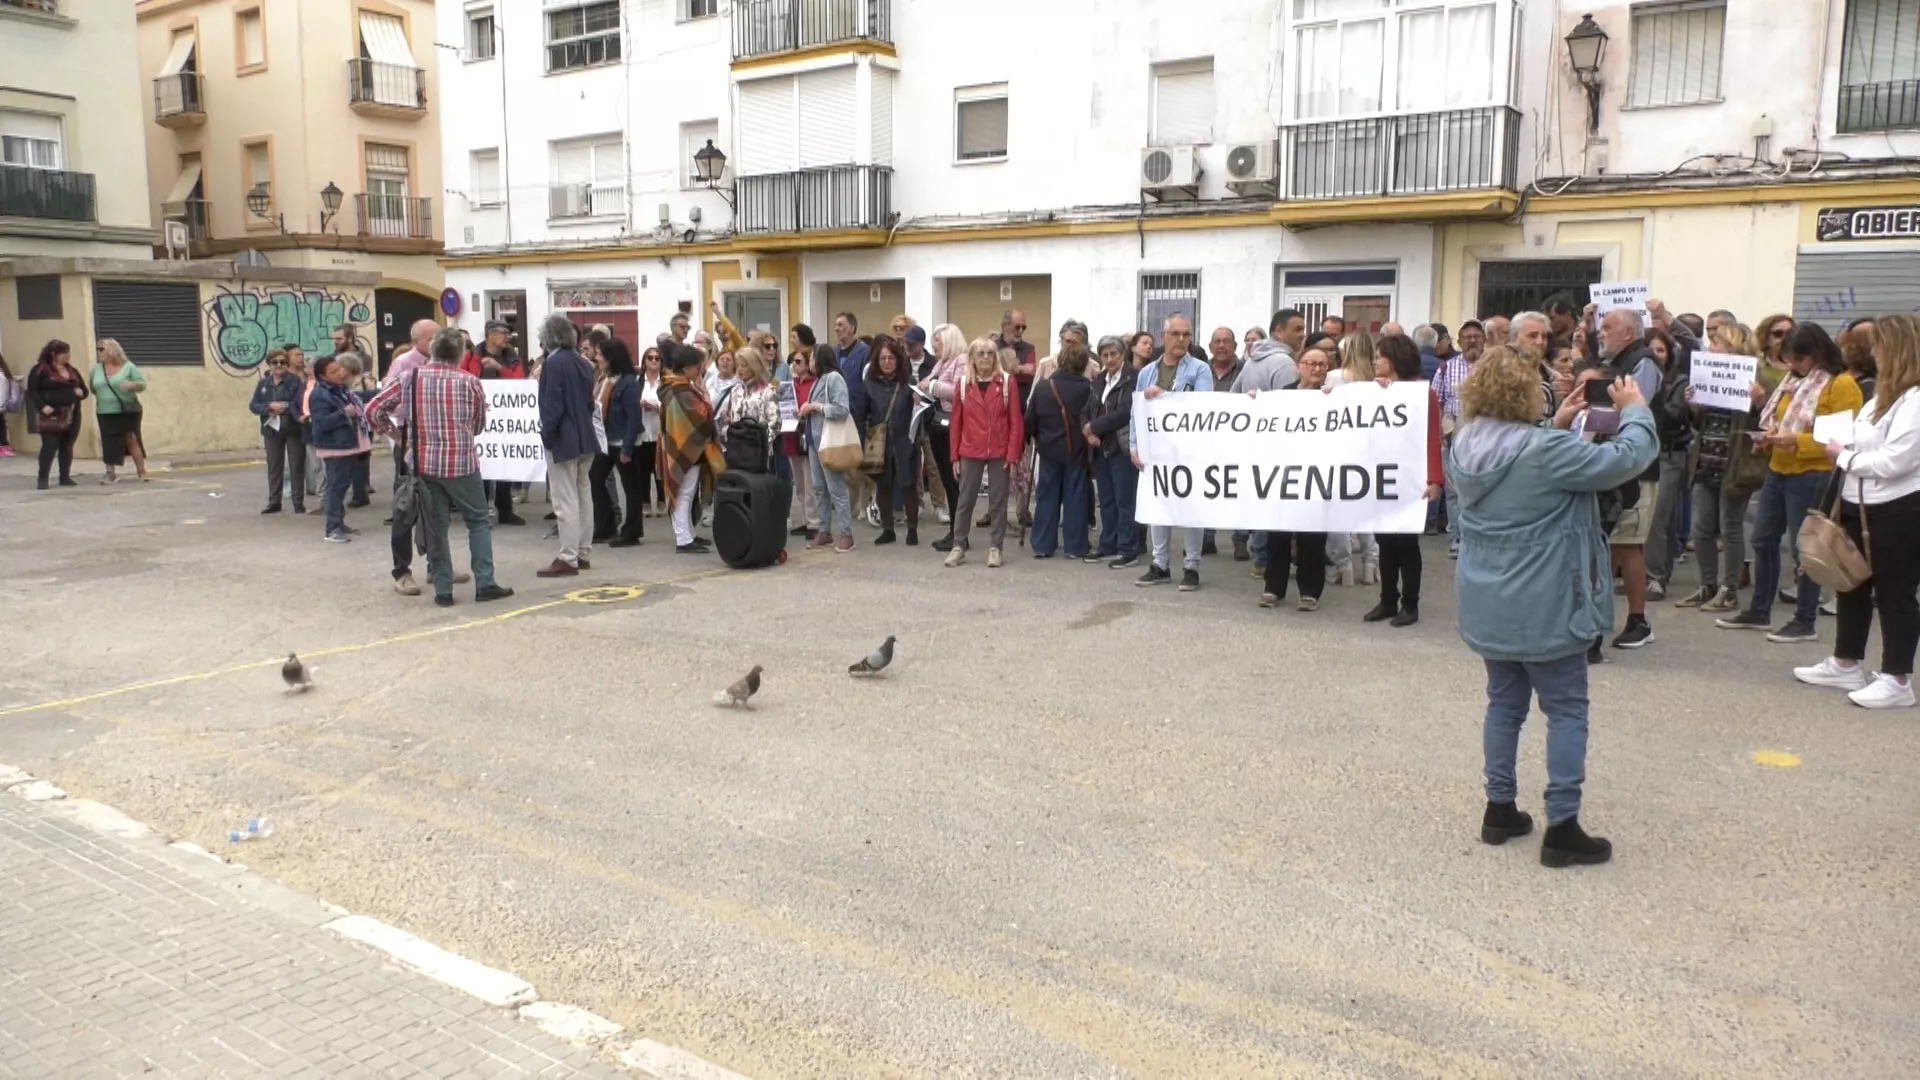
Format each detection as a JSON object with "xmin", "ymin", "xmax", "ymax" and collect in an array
[
  {"xmin": 1475, "ymin": 260, "xmax": 1601, "ymax": 319},
  {"xmin": 487, "ymin": 290, "xmax": 527, "ymax": 354},
  {"xmin": 1278, "ymin": 265, "xmax": 1397, "ymax": 334},
  {"xmin": 724, "ymin": 289, "xmax": 783, "ymax": 338},
  {"xmin": 373, "ymin": 288, "xmax": 435, "ymax": 377}
]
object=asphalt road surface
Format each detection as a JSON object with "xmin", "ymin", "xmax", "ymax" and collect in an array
[{"xmin": 1, "ymin": 462, "xmax": 1914, "ymax": 1078}]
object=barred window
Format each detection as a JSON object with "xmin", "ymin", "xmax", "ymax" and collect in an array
[{"xmin": 1139, "ymin": 272, "xmax": 1201, "ymax": 346}]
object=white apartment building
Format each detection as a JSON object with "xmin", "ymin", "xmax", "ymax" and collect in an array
[{"xmin": 436, "ymin": 0, "xmax": 1920, "ymax": 353}]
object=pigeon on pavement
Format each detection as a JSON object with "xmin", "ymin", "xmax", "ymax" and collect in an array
[
  {"xmin": 849, "ymin": 636, "xmax": 896, "ymax": 677},
  {"xmin": 281, "ymin": 653, "xmax": 313, "ymax": 693},
  {"xmin": 715, "ymin": 665, "xmax": 763, "ymax": 708}
]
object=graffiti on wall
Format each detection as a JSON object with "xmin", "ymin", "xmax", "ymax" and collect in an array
[{"xmin": 204, "ymin": 287, "xmax": 373, "ymax": 376}]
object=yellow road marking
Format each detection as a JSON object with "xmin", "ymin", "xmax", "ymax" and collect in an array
[
  {"xmin": 1751, "ymin": 750, "xmax": 1802, "ymax": 768},
  {"xmin": 0, "ymin": 564, "xmax": 740, "ymax": 719}
]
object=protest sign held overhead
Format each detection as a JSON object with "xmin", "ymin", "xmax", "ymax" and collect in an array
[
  {"xmin": 1591, "ymin": 280, "xmax": 1650, "ymax": 318},
  {"xmin": 477, "ymin": 379, "xmax": 547, "ymax": 482},
  {"xmin": 1133, "ymin": 382, "xmax": 1430, "ymax": 534},
  {"xmin": 1688, "ymin": 350, "xmax": 1759, "ymax": 412}
]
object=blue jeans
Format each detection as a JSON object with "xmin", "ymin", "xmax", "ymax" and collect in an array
[
  {"xmin": 1093, "ymin": 452, "xmax": 1139, "ymax": 558},
  {"xmin": 1032, "ymin": 458, "xmax": 1089, "ymax": 557},
  {"xmin": 321, "ymin": 456, "xmax": 354, "ymax": 535},
  {"xmin": 809, "ymin": 449, "xmax": 851, "ymax": 537},
  {"xmin": 1747, "ymin": 470, "xmax": 1825, "ymax": 624},
  {"xmin": 1482, "ymin": 652, "xmax": 1590, "ymax": 825}
]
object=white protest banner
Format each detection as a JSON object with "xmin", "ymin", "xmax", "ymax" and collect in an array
[
  {"xmin": 477, "ymin": 379, "xmax": 547, "ymax": 482},
  {"xmin": 1133, "ymin": 382, "xmax": 1430, "ymax": 534},
  {"xmin": 1688, "ymin": 350, "xmax": 1758, "ymax": 412},
  {"xmin": 1591, "ymin": 280, "xmax": 1649, "ymax": 317}
]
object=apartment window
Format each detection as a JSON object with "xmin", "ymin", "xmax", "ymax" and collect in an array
[
  {"xmin": 1151, "ymin": 59, "xmax": 1215, "ymax": 146},
  {"xmin": 681, "ymin": 0, "xmax": 718, "ymax": 20},
  {"xmin": 365, "ymin": 143, "xmax": 411, "ymax": 235},
  {"xmin": 1293, "ymin": 0, "xmax": 1496, "ymax": 119},
  {"xmin": 471, "ymin": 148, "xmax": 501, "ymax": 205},
  {"xmin": 236, "ymin": 7, "xmax": 266, "ymax": 70},
  {"xmin": 244, "ymin": 141, "xmax": 271, "ymax": 202},
  {"xmin": 0, "ymin": 110, "xmax": 63, "ymax": 169},
  {"xmin": 955, "ymin": 85, "xmax": 1009, "ymax": 163},
  {"xmin": 1839, "ymin": 0, "xmax": 1920, "ymax": 133},
  {"xmin": 16, "ymin": 276, "xmax": 63, "ymax": 321},
  {"xmin": 1140, "ymin": 272, "xmax": 1201, "ymax": 345},
  {"xmin": 466, "ymin": 6, "xmax": 496, "ymax": 61},
  {"xmin": 1626, "ymin": 1, "xmax": 1726, "ymax": 108},
  {"xmin": 680, "ymin": 120, "xmax": 719, "ymax": 188},
  {"xmin": 550, "ymin": 135, "xmax": 623, "ymax": 218},
  {"xmin": 547, "ymin": 2, "xmax": 621, "ymax": 73}
]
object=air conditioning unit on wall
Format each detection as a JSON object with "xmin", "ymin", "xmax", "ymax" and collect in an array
[
  {"xmin": 1140, "ymin": 146, "xmax": 1200, "ymax": 201},
  {"xmin": 1225, "ymin": 140, "xmax": 1278, "ymax": 196}
]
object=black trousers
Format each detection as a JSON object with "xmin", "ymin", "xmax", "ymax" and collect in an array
[
  {"xmin": 390, "ymin": 446, "xmax": 413, "ymax": 579},
  {"xmin": 589, "ymin": 452, "xmax": 619, "ymax": 540},
  {"xmin": 1835, "ymin": 492, "xmax": 1920, "ymax": 677},
  {"xmin": 927, "ymin": 423, "xmax": 958, "ymax": 522},
  {"xmin": 1377, "ymin": 532, "xmax": 1424, "ymax": 611},
  {"xmin": 37, "ymin": 425, "xmax": 77, "ymax": 483},
  {"xmin": 1264, "ymin": 531, "xmax": 1327, "ymax": 599},
  {"xmin": 490, "ymin": 479, "xmax": 517, "ymax": 522},
  {"xmin": 613, "ymin": 453, "xmax": 647, "ymax": 541}
]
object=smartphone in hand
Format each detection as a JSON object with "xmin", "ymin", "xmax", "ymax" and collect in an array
[
  {"xmin": 1582, "ymin": 379, "xmax": 1615, "ymax": 408},
  {"xmin": 1584, "ymin": 407, "xmax": 1621, "ymax": 436}
]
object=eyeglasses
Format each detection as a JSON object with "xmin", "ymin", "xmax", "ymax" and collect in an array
[
  {"xmin": 1769, "ymin": 329, "xmax": 1789, "ymax": 338},
  {"xmin": 1009, "ymin": 324, "xmax": 1027, "ymax": 332}
]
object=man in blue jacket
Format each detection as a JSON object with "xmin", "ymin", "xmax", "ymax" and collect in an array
[
  {"xmin": 1130, "ymin": 314, "xmax": 1213, "ymax": 593},
  {"xmin": 535, "ymin": 315, "xmax": 599, "ymax": 578}
]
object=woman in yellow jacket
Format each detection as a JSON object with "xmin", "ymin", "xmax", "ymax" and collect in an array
[{"xmin": 1716, "ymin": 323, "xmax": 1862, "ymax": 641}]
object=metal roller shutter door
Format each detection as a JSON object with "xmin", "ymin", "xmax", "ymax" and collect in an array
[
  {"xmin": 91, "ymin": 280, "xmax": 204, "ymax": 367},
  {"xmin": 1791, "ymin": 250, "xmax": 1920, "ymax": 334}
]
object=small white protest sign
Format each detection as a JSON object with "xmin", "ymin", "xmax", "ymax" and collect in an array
[
  {"xmin": 1591, "ymin": 280, "xmax": 1650, "ymax": 317},
  {"xmin": 1688, "ymin": 351, "xmax": 1758, "ymax": 412},
  {"xmin": 477, "ymin": 379, "xmax": 548, "ymax": 482},
  {"xmin": 1812, "ymin": 410, "xmax": 1858, "ymax": 447}
]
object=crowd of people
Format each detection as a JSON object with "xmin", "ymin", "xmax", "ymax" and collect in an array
[{"xmin": 9, "ymin": 290, "xmax": 1914, "ymax": 868}]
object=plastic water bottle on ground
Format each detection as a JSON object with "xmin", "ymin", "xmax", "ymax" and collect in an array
[{"xmin": 228, "ymin": 817, "xmax": 273, "ymax": 843}]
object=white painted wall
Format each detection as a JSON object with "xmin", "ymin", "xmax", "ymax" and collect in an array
[
  {"xmin": 799, "ymin": 222, "xmax": 1435, "ymax": 340},
  {"xmin": 1520, "ymin": 0, "xmax": 1920, "ymax": 185},
  {"xmin": 435, "ymin": 0, "xmax": 734, "ymax": 253}
]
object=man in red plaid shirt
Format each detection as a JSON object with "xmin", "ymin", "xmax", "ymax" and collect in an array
[{"xmin": 367, "ymin": 327, "xmax": 514, "ymax": 607}]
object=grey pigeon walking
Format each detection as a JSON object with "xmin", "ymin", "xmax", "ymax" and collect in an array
[
  {"xmin": 281, "ymin": 653, "xmax": 312, "ymax": 693},
  {"xmin": 714, "ymin": 665, "xmax": 763, "ymax": 708},
  {"xmin": 849, "ymin": 636, "xmax": 896, "ymax": 677}
]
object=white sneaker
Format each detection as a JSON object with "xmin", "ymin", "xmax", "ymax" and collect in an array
[
  {"xmin": 1794, "ymin": 657, "xmax": 1870, "ymax": 690},
  {"xmin": 987, "ymin": 547, "xmax": 1003, "ymax": 569},
  {"xmin": 1849, "ymin": 673, "xmax": 1916, "ymax": 709},
  {"xmin": 1336, "ymin": 563, "xmax": 1354, "ymax": 587},
  {"xmin": 936, "ymin": 506, "xmax": 951, "ymax": 524},
  {"xmin": 943, "ymin": 547, "xmax": 965, "ymax": 568}
]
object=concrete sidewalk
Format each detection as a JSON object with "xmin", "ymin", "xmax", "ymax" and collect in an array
[{"xmin": 0, "ymin": 787, "xmax": 627, "ymax": 1079}]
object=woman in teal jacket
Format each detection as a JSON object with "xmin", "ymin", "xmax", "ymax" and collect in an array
[{"xmin": 1449, "ymin": 347, "xmax": 1658, "ymax": 869}]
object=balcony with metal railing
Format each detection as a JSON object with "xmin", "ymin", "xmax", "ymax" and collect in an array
[
  {"xmin": 735, "ymin": 165, "xmax": 891, "ymax": 234},
  {"xmin": 161, "ymin": 199, "xmax": 211, "ymax": 243},
  {"xmin": 732, "ymin": 0, "xmax": 891, "ymax": 62},
  {"xmin": 1281, "ymin": 106, "xmax": 1521, "ymax": 203},
  {"xmin": 355, "ymin": 193, "xmax": 432, "ymax": 239},
  {"xmin": 348, "ymin": 58, "xmax": 427, "ymax": 118},
  {"xmin": 0, "ymin": 165, "xmax": 96, "ymax": 223},
  {"xmin": 0, "ymin": 0, "xmax": 61, "ymax": 13},
  {"xmin": 1839, "ymin": 79, "xmax": 1920, "ymax": 134},
  {"xmin": 153, "ymin": 72, "xmax": 206, "ymax": 128}
]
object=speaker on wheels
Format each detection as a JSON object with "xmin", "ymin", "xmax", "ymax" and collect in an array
[{"xmin": 712, "ymin": 471, "xmax": 790, "ymax": 569}]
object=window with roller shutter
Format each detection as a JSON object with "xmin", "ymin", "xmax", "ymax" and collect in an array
[
  {"xmin": 871, "ymin": 69, "xmax": 895, "ymax": 166},
  {"xmin": 798, "ymin": 68, "xmax": 857, "ymax": 169},
  {"xmin": 737, "ymin": 77, "xmax": 796, "ymax": 176},
  {"xmin": 955, "ymin": 85, "xmax": 1008, "ymax": 163},
  {"xmin": 91, "ymin": 281, "xmax": 204, "ymax": 368},
  {"xmin": 1839, "ymin": 0, "xmax": 1920, "ymax": 132},
  {"xmin": 1150, "ymin": 60, "xmax": 1214, "ymax": 146}
]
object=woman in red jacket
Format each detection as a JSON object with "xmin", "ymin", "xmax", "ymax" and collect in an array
[
  {"xmin": 1366, "ymin": 333, "xmax": 1445, "ymax": 626},
  {"xmin": 943, "ymin": 337, "xmax": 1025, "ymax": 569}
]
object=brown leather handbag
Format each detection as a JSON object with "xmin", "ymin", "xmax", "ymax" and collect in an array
[{"xmin": 1798, "ymin": 473, "xmax": 1871, "ymax": 593}]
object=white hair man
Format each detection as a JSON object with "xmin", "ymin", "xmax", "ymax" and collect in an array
[{"xmin": 1130, "ymin": 313, "xmax": 1213, "ymax": 592}]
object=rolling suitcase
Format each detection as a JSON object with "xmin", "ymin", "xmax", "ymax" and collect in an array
[{"xmin": 712, "ymin": 470, "xmax": 790, "ymax": 569}]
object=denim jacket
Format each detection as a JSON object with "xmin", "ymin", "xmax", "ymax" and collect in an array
[{"xmin": 1128, "ymin": 356, "xmax": 1213, "ymax": 451}]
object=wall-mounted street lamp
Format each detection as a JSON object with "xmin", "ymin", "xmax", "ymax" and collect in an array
[
  {"xmin": 692, "ymin": 139, "xmax": 735, "ymax": 212},
  {"xmin": 1564, "ymin": 13, "xmax": 1609, "ymax": 135},
  {"xmin": 246, "ymin": 181, "xmax": 344, "ymax": 232}
]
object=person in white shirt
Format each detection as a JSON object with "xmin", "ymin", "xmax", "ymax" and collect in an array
[{"xmin": 1794, "ymin": 314, "xmax": 1920, "ymax": 709}]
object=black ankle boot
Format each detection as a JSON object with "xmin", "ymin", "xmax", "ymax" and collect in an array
[
  {"xmin": 930, "ymin": 532, "xmax": 954, "ymax": 552},
  {"xmin": 905, "ymin": 527, "xmax": 919, "ymax": 546},
  {"xmin": 1362, "ymin": 600, "xmax": 1397, "ymax": 622},
  {"xmin": 1390, "ymin": 604, "xmax": 1419, "ymax": 627},
  {"xmin": 1541, "ymin": 816, "xmax": 1612, "ymax": 868},
  {"xmin": 875, "ymin": 529, "xmax": 896, "ymax": 545},
  {"xmin": 1480, "ymin": 801, "xmax": 1534, "ymax": 845}
]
